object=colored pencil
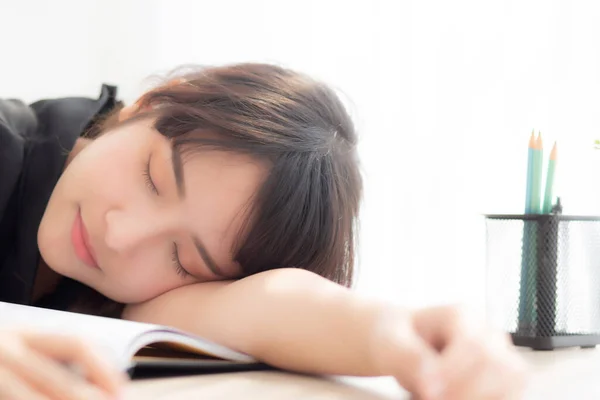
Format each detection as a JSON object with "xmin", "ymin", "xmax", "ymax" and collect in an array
[
  {"xmin": 524, "ymin": 131, "xmax": 535, "ymax": 213},
  {"xmin": 542, "ymin": 142, "xmax": 558, "ymax": 214},
  {"xmin": 530, "ymin": 133, "xmax": 544, "ymax": 214}
]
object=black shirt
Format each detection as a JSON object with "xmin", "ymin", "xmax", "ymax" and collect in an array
[{"xmin": 0, "ymin": 85, "xmax": 119, "ymax": 305}]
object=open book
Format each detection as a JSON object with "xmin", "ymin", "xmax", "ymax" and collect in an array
[{"xmin": 0, "ymin": 302, "xmax": 267, "ymax": 377}]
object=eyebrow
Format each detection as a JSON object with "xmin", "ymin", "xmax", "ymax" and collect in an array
[
  {"xmin": 171, "ymin": 144, "xmax": 186, "ymax": 199},
  {"xmin": 193, "ymin": 237, "xmax": 226, "ymax": 277},
  {"xmin": 170, "ymin": 143, "xmax": 226, "ymax": 277}
]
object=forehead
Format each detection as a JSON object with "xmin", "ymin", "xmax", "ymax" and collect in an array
[{"xmin": 178, "ymin": 148, "xmax": 267, "ymax": 267}]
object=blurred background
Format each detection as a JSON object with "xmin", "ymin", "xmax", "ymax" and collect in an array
[{"xmin": 3, "ymin": 0, "xmax": 600, "ymax": 313}]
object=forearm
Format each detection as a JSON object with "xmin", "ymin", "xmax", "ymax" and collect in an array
[
  {"xmin": 123, "ymin": 269, "xmax": 403, "ymax": 376},
  {"xmin": 211, "ymin": 269, "xmax": 389, "ymax": 375}
]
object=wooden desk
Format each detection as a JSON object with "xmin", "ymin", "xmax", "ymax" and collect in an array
[
  {"xmin": 125, "ymin": 372, "xmax": 403, "ymax": 399},
  {"xmin": 123, "ymin": 348, "xmax": 600, "ymax": 399}
]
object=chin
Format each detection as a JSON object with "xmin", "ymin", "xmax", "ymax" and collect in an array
[
  {"xmin": 37, "ymin": 240, "xmax": 66, "ymax": 277},
  {"xmin": 92, "ymin": 285, "xmax": 149, "ymax": 305},
  {"xmin": 37, "ymin": 217, "xmax": 69, "ymax": 276}
]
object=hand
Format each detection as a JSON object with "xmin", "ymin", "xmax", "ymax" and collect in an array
[
  {"xmin": 371, "ymin": 305, "xmax": 530, "ymax": 399},
  {"xmin": 0, "ymin": 329, "xmax": 127, "ymax": 400}
]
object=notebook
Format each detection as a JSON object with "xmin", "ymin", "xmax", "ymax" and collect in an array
[{"xmin": 0, "ymin": 302, "xmax": 269, "ymax": 378}]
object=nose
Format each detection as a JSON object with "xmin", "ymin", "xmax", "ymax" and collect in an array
[{"xmin": 104, "ymin": 207, "xmax": 177, "ymax": 253}]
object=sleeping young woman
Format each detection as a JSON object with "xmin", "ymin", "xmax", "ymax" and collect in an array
[{"xmin": 0, "ymin": 63, "xmax": 528, "ymax": 400}]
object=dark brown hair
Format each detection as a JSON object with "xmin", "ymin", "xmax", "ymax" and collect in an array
[{"xmin": 41, "ymin": 63, "xmax": 362, "ymax": 317}]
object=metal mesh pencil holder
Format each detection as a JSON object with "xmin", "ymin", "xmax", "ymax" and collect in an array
[{"xmin": 485, "ymin": 214, "xmax": 600, "ymax": 350}]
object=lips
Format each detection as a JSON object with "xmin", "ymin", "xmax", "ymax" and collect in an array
[{"xmin": 71, "ymin": 208, "xmax": 99, "ymax": 269}]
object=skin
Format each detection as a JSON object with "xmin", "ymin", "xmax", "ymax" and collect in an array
[
  {"xmin": 37, "ymin": 116, "xmax": 266, "ymax": 303},
  {"xmin": 4, "ymin": 104, "xmax": 530, "ymax": 400}
]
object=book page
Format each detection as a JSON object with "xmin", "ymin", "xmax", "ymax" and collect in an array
[
  {"xmin": 0, "ymin": 302, "xmax": 160, "ymax": 369},
  {"xmin": 125, "ymin": 330, "xmax": 255, "ymax": 363},
  {"xmin": 0, "ymin": 302, "xmax": 255, "ymax": 370}
]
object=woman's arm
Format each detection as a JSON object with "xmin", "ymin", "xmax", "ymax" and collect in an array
[
  {"xmin": 123, "ymin": 268, "xmax": 528, "ymax": 399},
  {"xmin": 123, "ymin": 268, "xmax": 389, "ymax": 376}
]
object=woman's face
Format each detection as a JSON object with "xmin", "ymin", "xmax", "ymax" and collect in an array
[{"xmin": 38, "ymin": 117, "xmax": 267, "ymax": 303}]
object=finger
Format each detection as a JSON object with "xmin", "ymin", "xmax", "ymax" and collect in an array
[
  {"xmin": 374, "ymin": 315, "xmax": 444, "ymax": 400},
  {"xmin": 0, "ymin": 342, "xmax": 112, "ymax": 400},
  {"xmin": 439, "ymin": 332, "xmax": 488, "ymax": 388},
  {"xmin": 397, "ymin": 339, "xmax": 445, "ymax": 400},
  {"xmin": 446, "ymin": 364, "xmax": 499, "ymax": 400},
  {"xmin": 446, "ymin": 356, "xmax": 522, "ymax": 400},
  {"xmin": 23, "ymin": 332, "xmax": 126, "ymax": 395},
  {"xmin": 0, "ymin": 366, "xmax": 49, "ymax": 400},
  {"xmin": 412, "ymin": 305, "xmax": 483, "ymax": 351},
  {"xmin": 439, "ymin": 338, "xmax": 486, "ymax": 399},
  {"xmin": 441, "ymin": 332, "xmax": 527, "ymax": 399}
]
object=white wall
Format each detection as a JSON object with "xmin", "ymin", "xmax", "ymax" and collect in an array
[{"xmin": 3, "ymin": 0, "xmax": 600, "ymax": 312}]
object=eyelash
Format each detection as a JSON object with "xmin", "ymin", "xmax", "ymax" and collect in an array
[
  {"xmin": 144, "ymin": 159, "xmax": 188, "ymax": 279},
  {"xmin": 171, "ymin": 243, "xmax": 190, "ymax": 279},
  {"xmin": 143, "ymin": 159, "xmax": 159, "ymax": 195}
]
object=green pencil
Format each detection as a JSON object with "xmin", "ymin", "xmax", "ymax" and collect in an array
[
  {"xmin": 519, "ymin": 131, "xmax": 538, "ymax": 330},
  {"xmin": 530, "ymin": 133, "xmax": 544, "ymax": 214},
  {"xmin": 542, "ymin": 142, "xmax": 557, "ymax": 214}
]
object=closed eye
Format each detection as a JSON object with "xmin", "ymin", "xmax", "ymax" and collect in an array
[
  {"xmin": 143, "ymin": 156, "xmax": 159, "ymax": 195},
  {"xmin": 171, "ymin": 242, "xmax": 190, "ymax": 279}
]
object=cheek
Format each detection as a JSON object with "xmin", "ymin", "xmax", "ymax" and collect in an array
[
  {"xmin": 78, "ymin": 138, "xmax": 143, "ymax": 198},
  {"xmin": 107, "ymin": 253, "xmax": 187, "ymax": 303},
  {"xmin": 110, "ymin": 272, "xmax": 185, "ymax": 303},
  {"xmin": 53, "ymin": 136, "xmax": 144, "ymax": 221}
]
